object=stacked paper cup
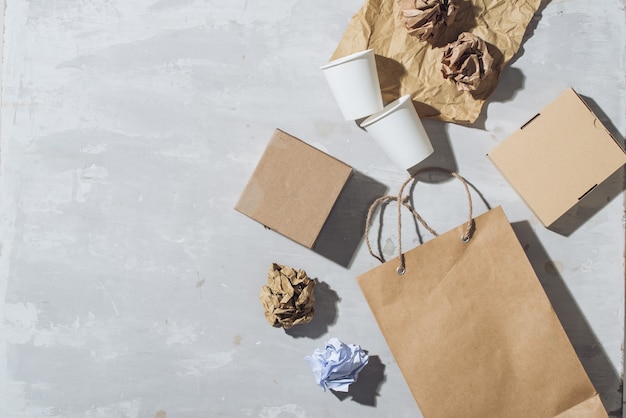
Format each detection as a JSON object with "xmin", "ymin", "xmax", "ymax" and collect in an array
[{"xmin": 321, "ymin": 49, "xmax": 434, "ymax": 171}]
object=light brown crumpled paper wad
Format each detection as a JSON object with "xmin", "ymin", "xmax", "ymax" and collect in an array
[
  {"xmin": 330, "ymin": 0, "xmax": 541, "ymax": 124},
  {"xmin": 259, "ymin": 263, "xmax": 315, "ymax": 329}
]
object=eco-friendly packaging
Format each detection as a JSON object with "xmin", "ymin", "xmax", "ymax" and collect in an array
[
  {"xmin": 360, "ymin": 94, "xmax": 434, "ymax": 170},
  {"xmin": 320, "ymin": 49, "xmax": 384, "ymax": 120},
  {"xmin": 330, "ymin": 0, "xmax": 542, "ymax": 123},
  {"xmin": 488, "ymin": 88, "xmax": 626, "ymax": 232},
  {"xmin": 357, "ymin": 169, "xmax": 607, "ymax": 417},
  {"xmin": 235, "ymin": 129, "xmax": 353, "ymax": 248}
]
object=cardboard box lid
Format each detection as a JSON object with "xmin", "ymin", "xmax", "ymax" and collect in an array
[
  {"xmin": 488, "ymin": 87, "xmax": 626, "ymax": 227},
  {"xmin": 235, "ymin": 129, "xmax": 353, "ymax": 248}
]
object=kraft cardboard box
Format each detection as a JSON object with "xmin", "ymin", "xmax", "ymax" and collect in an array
[
  {"xmin": 235, "ymin": 129, "xmax": 353, "ymax": 249},
  {"xmin": 488, "ymin": 88, "xmax": 626, "ymax": 233}
]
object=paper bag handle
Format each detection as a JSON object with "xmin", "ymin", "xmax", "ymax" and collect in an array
[
  {"xmin": 364, "ymin": 195, "xmax": 422, "ymax": 264},
  {"xmin": 365, "ymin": 167, "xmax": 474, "ymax": 275},
  {"xmin": 398, "ymin": 167, "xmax": 475, "ymax": 248}
]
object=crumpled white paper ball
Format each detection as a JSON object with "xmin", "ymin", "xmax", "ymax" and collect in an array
[{"xmin": 304, "ymin": 338, "xmax": 369, "ymax": 392}]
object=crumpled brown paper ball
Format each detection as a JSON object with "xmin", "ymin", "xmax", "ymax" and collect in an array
[
  {"xmin": 259, "ymin": 263, "xmax": 315, "ymax": 329},
  {"xmin": 441, "ymin": 32, "xmax": 494, "ymax": 92},
  {"xmin": 397, "ymin": 0, "xmax": 458, "ymax": 42}
]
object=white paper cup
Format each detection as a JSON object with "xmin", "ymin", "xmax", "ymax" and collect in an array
[
  {"xmin": 320, "ymin": 49, "xmax": 384, "ymax": 121},
  {"xmin": 360, "ymin": 95, "xmax": 434, "ymax": 170}
]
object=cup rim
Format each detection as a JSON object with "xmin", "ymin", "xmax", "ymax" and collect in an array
[
  {"xmin": 320, "ymin": 49, "xmax": 374, "ymax": 70},
  {"xmin": 360, "ymin": 94, "xmax": 412, "ymax": 128}
]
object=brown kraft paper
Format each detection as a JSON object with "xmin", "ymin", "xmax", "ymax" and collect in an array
[
  {"xmin": 356, "ymin": 171, "xmax": 606, "ymax": 417},
  {"xmin": 331, "ymin": 0, "xmax": 542, "ymax": 123}
]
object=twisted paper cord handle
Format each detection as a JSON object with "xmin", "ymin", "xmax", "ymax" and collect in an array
[
  {"xmin": 365, "ymin": 167, "xmax": 475, "ymax": 275},
  {"xmin": 364, "ymin": 195, "xmax": 422, "ymax": 267}
]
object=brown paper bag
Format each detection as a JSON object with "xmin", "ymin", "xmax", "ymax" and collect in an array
[
  {"xmin": 331, "ymin": 0, "xmax": 542, "ymax": 123},
  {"xmin": 356, "ymin": 169, "xmax": 607, "ymax": 417}
]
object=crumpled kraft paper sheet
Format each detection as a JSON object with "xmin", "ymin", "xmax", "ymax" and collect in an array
[{"xmin": 331, "ymin": 0, "xmax": 542, "ymax": 124}]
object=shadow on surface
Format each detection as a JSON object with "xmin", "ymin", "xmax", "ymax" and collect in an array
[
  {"xmin": 579, "ymin": 94, "xmax": 626, "ymax": 146},
  {"xmin": 406, "ymin": 168, "xmax": 491, "ymax": 209},
  {"xmin": 471, "ymin": 64, "xmax": 526, "ymax": 130},
  {"xmin": 370, "ymin": 169, "xmax": 491, "ymax": 249},
  {"xmin": 370, "ymin": 197, "xmax": 396, "ymax": 263},
  {"xmin": 332, "ymin": 355, "xmax": 386, "ymax": 407},
  {"xmin": 508, "ymin": 0, "xmax": 552, "ymax": 68},
  {"xmin": 375, "ymin": 54, "xmax": 406, "ymax": 106},
  {"xmin": 314, "ymin": 170, "xmax": 387, "ymax": 268},
  {"xmin": 511, "ymin": 221, "xmax": 623, "ymax": 417},
  {"xmin": 548, "ymin": 167, "xmax": 625, "ymax": 236},
  {"xmin": 407, "ymin": 120, "xmax": 458, "ymax": 176},
  {"xmin": 472, "ymin": 0, "xmax": 551, "ymax": 128},
  {"xmin": 285, "ymin": 280, "xmax": 340, "ymax": 339}
]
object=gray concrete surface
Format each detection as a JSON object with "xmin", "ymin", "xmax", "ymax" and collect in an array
[{"xmin": 0, "ymin": 0, "xmax": 624, "ymax": 417}]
